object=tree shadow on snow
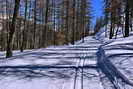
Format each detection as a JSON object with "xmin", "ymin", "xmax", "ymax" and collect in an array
[{"xmin": 0, "ymin": 65, "xmax": 75, "ymax": 81}]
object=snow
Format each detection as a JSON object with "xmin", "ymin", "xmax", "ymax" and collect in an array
[
  {"xmin": 103, "ymin": 37, "xmax": 133, "ymax": 81},
  {"xmin": 96, "ymin": 27, "xmax": 133, "ymax": 88},
  {"xmin": 1, "ymin": 27, "xmax": 133, "ymax": 89},
  {"xmin": 0, "ymin": 36, "xmax": 104, "ymax": 89}
]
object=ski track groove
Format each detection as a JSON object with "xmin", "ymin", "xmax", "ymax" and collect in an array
[
  {"xmin": 73, "ymin": 47, "xmax": 92, "ymax": 89},
  {"xmin": 1, "ymin": 38, "xmax": 132, "ymax": 89}
]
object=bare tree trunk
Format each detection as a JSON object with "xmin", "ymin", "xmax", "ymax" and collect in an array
[
  {"xmin": 20, "ymin": 0, "xmax": 28, "ymax": 52},
  {"xmin": 130, "ymin": 11, "xmax": 133, "ymax": 31},
  {"xmin": 6, "ymin": 0, "xmax": 20, "ymax": 58},
  {"xmin": 33, "ymin": 0, "xmax": 37, "ymax": 48},
  {"xmin": 71, "ymin": 0, "xmax": 75, "ymax": 45},
  {"xmin": 115, "ymin": 26, "xmax": 119, "ymax": 39},
  {"xmin": 52, "ymin": 0, "xmax": 56, "ymax": 46},
  {"xmin": 81, "ymin": 0, "xmax": 86, "ymax": 43},
  {"xmin": 65, "ymin": 0, "xmax": 69, "ymax": 44},
  {"xmin": 125, "ymin": 0, "xmax": 130, "ymax": 37},
  {"xmin": 42, "ymin": 0, "xmax": 49, "ymax": 47},
  {"xmin": 109, "ymin": 13, "xmax": 113, "ymax": 39}
]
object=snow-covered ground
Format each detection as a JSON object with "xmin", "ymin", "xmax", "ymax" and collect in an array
[
  {"xmin": 1, "ymin": 29, "xmax": 133, "ymax": 89},
  {"xmin": 0, "ymin": 37, "xmax": 105, "ymax": 89},
  {"xmin": 96, "ymin": 28, "xmax": 133, "ymax": 89},
  {"xmin": 101, "ymin": 36, "xmax": 133, "ymax": 81}
]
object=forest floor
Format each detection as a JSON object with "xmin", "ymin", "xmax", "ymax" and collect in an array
[{"xmin": 0, "ymin": 35, "xmax": 133, "ymax": 89}]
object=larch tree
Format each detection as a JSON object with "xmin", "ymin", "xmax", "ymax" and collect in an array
[
  {"xmin": 104, "ymin": 0, "xmax": 133, "ymax": 38},
  {"xmin": 0, "ymin": 0, "xmax": 93, "ymax": 58}
]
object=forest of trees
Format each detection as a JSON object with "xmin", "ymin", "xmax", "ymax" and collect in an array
[
  {"xmin": 0, "ymin": 0, "xmax": 92, "ymax": 58},
  {"xmin": 103, "ymin": 0, "xmax": 133, "ymax": 39},
  {"xmin": 1, "ymin": 0, "xmax": 133, "ymax": 58}
]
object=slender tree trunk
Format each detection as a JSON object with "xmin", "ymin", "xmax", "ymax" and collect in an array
[
  {"xmin": 27, "ymin": 0, "xmax": 32, "ymax": 49},
  {"xmin": 125, "ymin": 0, "xmax": 130, "ymax": 37},
  {"xmin": 81, "ymin": 0, "xmax": 86, "ymax": 43},
  {"xmin": 6, "ymin": 0, "xmax": 20, "ymax": 58},
  {"xmin": 71, "ymin": 0, "xmax": 75, "ymax": 45},
  {"xmin": 130, "ymin": 11, "xmax": 133, "ymax": 31},
  {"xmin": 6, "ymin": 0, "xmax": 9, "ymax": 51},
  {"xmin": 52, "ymin": 0, "xmax": 56, "ymax": 46},
  {"xmin": 42, "ymin": 0, "xmax": 49, "ymax": 47},
  {"xmin": 105, "ymin": 14, "xmax": 108, "ymax": 37},
  {"xmin": 115, "ymin": 26, "xmax": 119, "ymax": 39},
  {"xmin": 33, "ymin": 0, "xmax": 37, "ymax": 48},
  {"xmin": 75, "ymin": 0, "xmax": 80, "ymax": 41},
  {"xmin": 20, "ymin": 0, "xmax": 28, "ymax": 52},
  {"xmin": 109, "ymin": 13, "xmax": 113, "ymax": 39},
  {"xmin": 65, "ymin": 0, "xmax": 69, "ymax": 44}
]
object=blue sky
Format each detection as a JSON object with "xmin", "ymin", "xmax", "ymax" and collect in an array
[{"xmin": 91, "ymin": 0, "xmax": 103, "ymax": 24}]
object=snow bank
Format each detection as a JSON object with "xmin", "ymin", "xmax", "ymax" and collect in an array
[{"xmin": 96, "ymin": 27, "xmax": 133, "ymax": 87}]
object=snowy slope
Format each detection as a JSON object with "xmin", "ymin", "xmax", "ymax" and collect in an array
[
  {"xmin": 96, "ymin": 28, "xmax": 133, "ymax": 88},
  {"xmin": 101, "ymin": 36, "xmax": 133, "ymax": 80}
]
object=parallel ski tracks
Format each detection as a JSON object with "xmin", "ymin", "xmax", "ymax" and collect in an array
[{"xmin": 73, "ymin": 47, "xmax": 88, "ymax": 89}]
